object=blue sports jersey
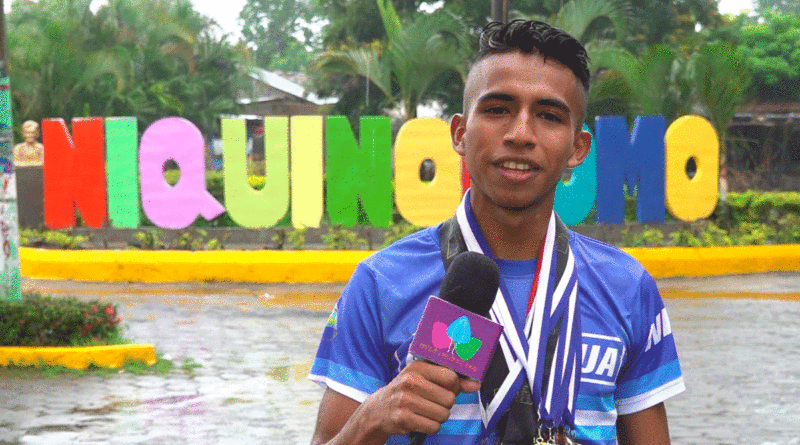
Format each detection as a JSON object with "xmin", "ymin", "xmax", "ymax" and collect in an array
[{"xmin": 310, "ymin": 225, "xmax": 685, "ymax": 445}]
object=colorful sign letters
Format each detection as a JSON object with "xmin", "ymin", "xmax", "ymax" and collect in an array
[{"xmin": 39, "ymin": 114, "xmax": 719, "ymax": 230}]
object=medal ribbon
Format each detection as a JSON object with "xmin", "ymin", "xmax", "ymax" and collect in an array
[{"xmin": 453, "ymin": 191, "xmax": 581, "ymax": 435}]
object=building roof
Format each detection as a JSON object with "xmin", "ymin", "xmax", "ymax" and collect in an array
[{"xmin": 238, "ymin": 68, "xmax": 336, "ymax": 106}]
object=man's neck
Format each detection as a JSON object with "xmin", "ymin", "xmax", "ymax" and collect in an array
[{"xmin": 471, "ymin": 197, "xmax": 552, "ymax": 261}]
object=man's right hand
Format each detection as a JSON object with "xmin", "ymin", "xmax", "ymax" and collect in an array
[{"xmin": 310, "ymin": 360, "xmax": 481, "ymax": 445}]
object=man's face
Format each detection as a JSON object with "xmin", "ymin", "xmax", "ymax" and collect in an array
[{"xmin": 450, "ymin": 51, "xmax": 591, "ymax": 214}]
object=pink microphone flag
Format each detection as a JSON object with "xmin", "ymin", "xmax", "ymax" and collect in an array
[{"xmin": 409, "ymin": 296, "xmax": 503, "ymax": 381}]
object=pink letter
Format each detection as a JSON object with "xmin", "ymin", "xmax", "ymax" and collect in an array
[{"xmin": 139, "ymin": 117, "xmax": 223, "ymax": 229}]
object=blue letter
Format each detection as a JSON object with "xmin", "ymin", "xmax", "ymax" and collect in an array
[{"xmin": 595, "ymin": 116, "xmax": 665, "ymax": 224}]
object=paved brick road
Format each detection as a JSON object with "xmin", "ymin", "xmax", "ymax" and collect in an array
[{"xmin": 2, "ymin": 274, "xmax": 799, "ymax": 445}]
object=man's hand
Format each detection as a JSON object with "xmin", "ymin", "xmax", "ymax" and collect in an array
[{"xmin": 310, "ymin": 360, "xmax": 481, "ymax": 445}]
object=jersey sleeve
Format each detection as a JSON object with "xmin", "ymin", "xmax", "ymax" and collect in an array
[
  {"xmin": 308, "ymin": 262, "xmax": 390, "ymax": 403},
  {"xmin": 614, "ymin": 272, "xmax": 685, "ymax": 415}
]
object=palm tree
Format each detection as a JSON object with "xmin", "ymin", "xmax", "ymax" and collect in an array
[
  {"xmin": 8, "ymin": 0, "xmax": 245, "ymax": 137},
  {"xmin": 588, "ymin": 43, "xmax": 687, "ymax": 119},
  {"xmin": 689, "ymin": 41, "xmax": 751, "ymax": 218},
  {"xmin": 528, "ymin": 0, "xmax": 677, "ymax": 121},
  {"xmin": 312, "ymin": 0, "xmax": 471, "ymax": 121},
  {"xmin": 546, "ymin": 0, "xmax": 630, "ymax": 43}
]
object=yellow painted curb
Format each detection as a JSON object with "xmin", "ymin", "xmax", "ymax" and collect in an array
[
  {"xmin": 21, "ymin": 248, "xmax": 372, "ymax": 283},
  {"xmin": 624, "ymin": 244, "xmax": 800, "ymax": 278},
  {"xmin": 19, "ymin": 245, "xmax": 800, "ymax": 283},
  {"xmin": 0, "ymin": 344, "xmax": 157, "ymax": 370}
]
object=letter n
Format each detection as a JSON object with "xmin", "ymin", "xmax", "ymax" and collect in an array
[
  {"xmin": 325, "ymin": 116, "xmax": 392, "ymax": 227},
  {"xmin": 595, "ymin": 116, "xmax": 665, "ymax": 224},
  {"xmin": 42, "ymin": 118, "xmax": 107, "ymax": 228}
]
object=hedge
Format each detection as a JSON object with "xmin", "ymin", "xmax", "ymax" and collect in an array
[{"xmin": 0, "ymin": 293, "xmax": 123, "ymax": 346}]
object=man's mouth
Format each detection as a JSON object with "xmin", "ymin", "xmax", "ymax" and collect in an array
[{"xmin": 500, "ymin": 161, "xmax": 534, "ymax": 171}]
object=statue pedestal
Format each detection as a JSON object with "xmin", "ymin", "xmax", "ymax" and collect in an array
[{"xmin": 16, "ymin": 166, "xmax": 43, "ymax": 228}]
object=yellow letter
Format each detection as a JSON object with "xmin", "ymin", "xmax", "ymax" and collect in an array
[
  {"xmin": 664, "ymin": 115, "xmax": 719, "ymax": 221},
  {"xmin": 222, "ymin": 117, "xmax": 289, "ymax": 227},
  {"xmin": 290, "ymin": 116, "xmax": 324, "ymax": 228},
  {"xmin": 394, "ymin": 118, "xmax": 462, "ymax": 226}
]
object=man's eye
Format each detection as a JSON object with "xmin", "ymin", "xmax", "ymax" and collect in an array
[
  {"xmin": 539, "ymin": 111, "xmax": 563, "ymax": 122},
  {"xmin": 484, "ymin": 106, "xmax": 508, "ymax": 114}
]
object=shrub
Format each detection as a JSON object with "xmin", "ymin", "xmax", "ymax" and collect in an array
[
  {"xmin": 322, "ymin": 225, "xmax": 368, "ymax": 250},
  {"xmin": 131, "ymin": 229, "xmax": 165, "ymax": 249},
  {"xmin": 668, "ymin": 229, "xmax": 703, "ymax": 247},
  {"xmin": 173, "ymin": 229, "xmax": 226, "ymax": 251},
  {"xmin": 733, "ymin": 222, "xmax": 776, "ymax": 246},
  {"xmin": 774, "ymin": 214, "xmax": 800, "ymax": 244},
  {"xmin": 621, "ymin": 227, "xmax": 665, "ymax": 247},
  {"xmin": 0, "ymin": 293, "xmax": 123, "ymax": 347},
  {"xmin": 698, "ymin": 223, "xmax": 734, "ymax": 247},
  {"xmin": 20, "ymin": 229, "xmax": 88, "ymax": 249},
  {"xmin": 288, "ymin": 227, "xmax": 308, "ymax": 250}
]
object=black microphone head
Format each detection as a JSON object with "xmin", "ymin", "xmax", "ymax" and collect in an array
[{"xmin": 439, "ymin": 251, "xmax": 500, "ymax": 317}]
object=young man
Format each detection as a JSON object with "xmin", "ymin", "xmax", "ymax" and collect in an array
[{"xmin": 309, "ymin": 20, "xmax": 684, "ymax": 445}]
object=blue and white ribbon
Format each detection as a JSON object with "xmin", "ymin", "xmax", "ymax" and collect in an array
[{"xmin": 454, "ymin": 191, "xmax": 581, "ymax": 435}]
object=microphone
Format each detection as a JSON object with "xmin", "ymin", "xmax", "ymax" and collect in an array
[
  {"xmin": 408, "ymin": 251, "xmax": 501, "ymax": 445},
  {"xmin": 439, "ymin": 251, "xmax": 500, "ymax": 317}
]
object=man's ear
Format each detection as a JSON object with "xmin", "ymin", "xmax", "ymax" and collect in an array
[
  {"xmin": 450, "ymin": 113, "xmax": 466, "ymax": 157},
  {"xmin": 568, "ymin": 130, "xmax": 592, "ymax": 168}
]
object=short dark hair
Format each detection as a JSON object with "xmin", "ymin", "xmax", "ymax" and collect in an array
[{"xmin": 477, "ymin": 20, "xmax": 590, "ymax": 96}]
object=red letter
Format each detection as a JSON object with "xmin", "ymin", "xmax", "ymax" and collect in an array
[{"xmin": 42, "ymin": 118, "xmax": 107, "ymax": 228}]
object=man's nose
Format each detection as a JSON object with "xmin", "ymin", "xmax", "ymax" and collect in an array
[{"xmin": 504, "ymin": 111, "xmax": 535, "ymax": 147}]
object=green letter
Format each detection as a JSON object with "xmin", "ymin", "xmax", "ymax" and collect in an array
[
  {"xmin": 325, "ymin": 116, "xmax": 392, "ymax": 227},
  {"xmin": 105, "ymin": 117, "xmax": 139, "ymax": 228}
]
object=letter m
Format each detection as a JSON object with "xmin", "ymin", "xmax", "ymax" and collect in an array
[
  {"xmin": 42, "ymin": 118, "xmax": 107, "ymax": 229},
  {"xmin": 325, "ymin": 116, "xmax": 393, "ymax": 227},
  {"xmin": 595, "ymin": 116, "xmax": 665, "ymax": 224}
]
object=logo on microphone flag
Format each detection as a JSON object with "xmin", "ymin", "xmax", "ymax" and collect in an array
[{"xmin": 410, "ymin": 296, "xmax": 503, "ymax": 381}]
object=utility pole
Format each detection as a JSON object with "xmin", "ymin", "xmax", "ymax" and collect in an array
[
  {"xmin": 491, "ymin": 0, "xmax": 508, "ymax": 22},
  {"xmin": 0, "ymin": 0, "xmax": 22, "ymax": 301}
]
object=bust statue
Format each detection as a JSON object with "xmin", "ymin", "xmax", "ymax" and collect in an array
[{"xmin": 14, "ymin": 120, "xmax": 44, "ymax": 167}]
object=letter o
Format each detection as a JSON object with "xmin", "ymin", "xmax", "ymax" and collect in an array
[
  {"xmin": 394, "ymin": 118, "xmax": 462, "ymax": 226},
  {"xmin": 664, "ymin": 115, "xmax": 719, "ymax": 222}
]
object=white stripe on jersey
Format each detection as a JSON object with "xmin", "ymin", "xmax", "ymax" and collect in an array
[
  {"xmin": 582, "ymin": 332, "xmax": 621, "ymax": 342},
  {"xmin": 575, "ymin": 409, "xmax": 617, "ymax": 427},
  {"xmin": 616, "ymin": 377, "xmax": 686, "ymax": 415},
  {"xmin": 309, "ymin": 374, "xmax": 370, "ymax": 404},
  {"xmin": 449, "ymin": 403, "xmax": 482, "ymax": 420}
]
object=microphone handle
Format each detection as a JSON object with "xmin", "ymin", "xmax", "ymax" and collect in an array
[{"xmin": 409, "ymin": 432, "xmax": 426, "ymax": 445}]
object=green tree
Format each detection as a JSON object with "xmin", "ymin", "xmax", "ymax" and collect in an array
[
  {"xmin": 689, "ymin": 41, "xmax": 751, "ymax": 210},
  {"xmin": 530, "ymin": 0, "xmax": 643, "ymax": 124},
  {"xmin": 546, "ymin": 0, "xmax": 630, "ymax": 42},
  {"xmin": 589, "ymin": 44, "xmax": 689, "ymax": 121},
  {"xmin": 312, "ymin": 0, "xmax": 471, "ymax": 121},
  {"xmin": 755, "ymin": 0, "xmax": 800, "ymax": 15},
  {"xmin": 735, "ymin": 12, "xmax": 800, "ymax": 102},
  {"xmin": 690, "ymin": 42, "xmax": 751, "ymax": 147},
  {"xmin": 7, "ymin": 0, "xmax": 247, "ymax": 137},
  {"xmin": 239, "ymin": 0, "xmax": 319, "ymax": 71},
  {"xmin": 626, "ymin": 0, "xmax": 721, "ymax": 51}
]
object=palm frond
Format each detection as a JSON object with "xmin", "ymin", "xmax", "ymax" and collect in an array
[
  {"xmin": 552, "ymin": 0, "xmax": 630, "ymax": 43},
  {"xmin": 313, "ymin": 48, "xmax": 393, "ymax": 100}
]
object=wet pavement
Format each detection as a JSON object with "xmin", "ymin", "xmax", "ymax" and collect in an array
[{"xmin": 2, "ymin": 273, "xmax": 800, "ymax": 445}]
